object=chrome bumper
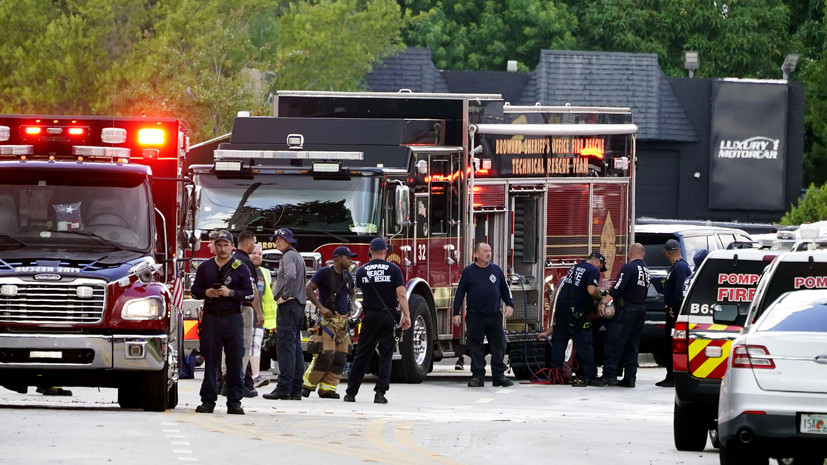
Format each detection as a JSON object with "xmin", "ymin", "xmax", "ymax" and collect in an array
[{"xmin": 0, "ymin": 333, "xmax": 168, "ymax": 371}]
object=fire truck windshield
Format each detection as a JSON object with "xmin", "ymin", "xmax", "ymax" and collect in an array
[
  {"xmin": 195, "ymin": 174, "xmax": 381, "ymax": 234},
  {"xmin": 0, "ymin": 170, "xmax": 152, "ymax": 251}
]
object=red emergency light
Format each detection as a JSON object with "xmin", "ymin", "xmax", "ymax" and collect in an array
[
  {"xmin": 25, "ymin": 127, "xmax": 42, "ymax": 135},
  {"xmin": 67, "ymin": 127, "xmax": 85, "ymax": 136}
]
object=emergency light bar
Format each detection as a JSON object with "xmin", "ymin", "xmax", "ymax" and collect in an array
[
  {"xmin": 72, "ymin": 146, "xmax": 131, "ymax": 159},
  {"xmin": 214, "ymin": 149, "xmax": 363, "ymax": 161},
  {"xmin": 0, "ymin": 145, "xmax": 34, "ymax": 156},
  {"xmin": 138, "ymin": 128, "xmax": 164, "ymax": 145}
]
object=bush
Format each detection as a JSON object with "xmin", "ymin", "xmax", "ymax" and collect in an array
[{"xmin": 780, "ymin": 183, "xmax": 827, "ymax": 225}]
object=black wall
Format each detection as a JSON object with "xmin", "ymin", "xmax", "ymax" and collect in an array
[{"xmin": 636, "ymin": 78, "xmax": 804, "ymax": 223}]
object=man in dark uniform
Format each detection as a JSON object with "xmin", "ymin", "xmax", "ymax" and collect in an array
[
  {"xmin": 302, "ymin": 246, "xmax": 357, "ymax": 399},
  {"xmin": 264, "ymin": 228, "xmax": 307, "ymax": 400},
  {"xmin": 191, "ymin": 230, "xmax": 255, "ymax": 414},
  {"xmin": 657, "ymin": 238, "xmax": 691, "ymax": 387},
  {"xmin": 540, "ymin": 252, "xmax": 607, "ymax": 386},
  {"xmin": 600, "ymin": 243, "xmax": 650, "ymax": 387},
  {"xmin": 344, "ymin": 237, "xmax": 411, "ymax": 404},
  {"xmin": 452, "ymin": 242, "xmax": 514, "ymax": 387}
]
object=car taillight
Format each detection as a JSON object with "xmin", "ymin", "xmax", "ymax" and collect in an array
[
  {"xmin": 731, "ymin": 344, "xmax": 775, "ymax": 369},
  {"xmin": 672, "ymin": 322, "xmax": 688, "ymax": 354}
]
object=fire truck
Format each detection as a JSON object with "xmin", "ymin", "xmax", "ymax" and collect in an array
[
  {"xmin": 182, "ymin": 91, "xmax": 636, "ymax": 382},
  {"xmin": 0, "ymin": 115, "xmax": 188, "ymax": 411}
]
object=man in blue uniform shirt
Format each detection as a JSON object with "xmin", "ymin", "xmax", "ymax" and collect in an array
[
  {"xmin": 191, "ymin": 230, "xmax": 255, "ymax": 414},
  {"xmin": 452, "ymin": 242, "xmax": 514, "ymax": 387},
  {"xmin": 657, "ymin": 238, "xmax": 691, "ymax": 387},
  {"xmin": 540, "ymin": 252, "xmax": 607, "ymax": 386},
  {"xmin": 600, "ymin": 243, "xmax": 650, "ymax": 387}
]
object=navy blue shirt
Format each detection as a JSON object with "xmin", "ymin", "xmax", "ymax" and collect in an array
[
  {"xmin": 452, "ymin": 262, "xmax": 513, "ymax": 316},
  {"xmin": 555, "ymin": 262, "xmax": 600, "ymax": 312},
  {"xmin": 356, "ymin": 259, "xmax": 404, "ymax": 312},
  {"xmin": 311, "ymin": 266, "xmax": 355, "ymax": 315},
  {"xmin": 234, "ymin": 249, "xmax": 257, "ymax": 307},
  {"xmin": 609, "ymin": 258, "xmax": 650, "ymax": 305},
  {"xmin": 664, "ymin": 258, "xmax": 691, "ymax": 310},
  {"xmin": 191, "ymin": 257, "xmax": 255, "ymax": 313}
]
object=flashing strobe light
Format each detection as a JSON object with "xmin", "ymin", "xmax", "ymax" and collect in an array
[
  {"xmin": 25, "ymin": 127, "xmax": 42, "ymax": 135},
  {"xmin": 138, "ymin": 128, "xmax": 164, "ymax": 145},
  {"xmin": 142, "ymin": 149, "xmax": 160, "ymax": 159},
  {"xmin": 312, "ymin": 162, "xmax": 340, "ymax": 173},
  {"xmin": 72, "ymin": 146, "xmax": 131, "ymax": 159},
  {"xmin": 0, "ymin": 126, "xmax": 9, "ymax": 142},
  {"xmin": 0, "ymin": 145, "xmax": 34, "ymax": 156},
  {"xmin": 101, "ymin": 128, "xmax": 127, "ymax": 144},
  {"xmin": 67, "ymin": 127, "xmax": 85, "ymax": 136}
]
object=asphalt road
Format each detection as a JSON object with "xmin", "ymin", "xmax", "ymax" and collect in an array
[{"xmin": 0, "ymin": 362, "xmax": 719, "ymax": 465}]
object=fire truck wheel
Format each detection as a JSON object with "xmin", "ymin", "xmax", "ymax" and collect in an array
[
  {"xmin": 391, "ymin": 294, "xmax": 433, "ymax": 384},
  {"xmin": 141, "ymin": 363, "xmax": 170, "ymax": 412},
  {"xmin": 673, "ymin": 401, "xmax": 710, "ymax": 451},
  {"xmin": 117, "ymin": 382, "xmax": 141, "ymax": 409},
  {"xmin": 167, "ymin": 382, "xmax": 178, "ymax": 410}
]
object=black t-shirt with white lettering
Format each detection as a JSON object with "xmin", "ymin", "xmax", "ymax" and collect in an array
[{"xmin": 356, "ymin": 259, "xmax": 404, "ymax": 312}]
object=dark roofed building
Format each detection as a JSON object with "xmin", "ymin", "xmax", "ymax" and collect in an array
[{"xmin": 365, "ymin": 47, "xmax": 803, "ymax": 223}]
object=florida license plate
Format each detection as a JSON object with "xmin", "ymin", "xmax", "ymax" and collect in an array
[{"xmin": 800, "ymin": 413, "xmax": 827, "ymax": 434}]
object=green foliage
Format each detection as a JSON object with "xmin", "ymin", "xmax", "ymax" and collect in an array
[
  {"xmin": 272, "ymin": 0, "xmax": 404, "ymax": 91},
  {"xmin": 780, "ymin": 183, "xmax": 827, "ymax": 225},
  {"xmin": 403, "ymin": 0, "xmax": 577, "ymax": 71},
  {"xmin": 564, "ymin": 0, "xmax": 791, "ymax": 79},
  {"xmin": 0, "ymin": 0, "xmax": 403, "ymax": 141}
]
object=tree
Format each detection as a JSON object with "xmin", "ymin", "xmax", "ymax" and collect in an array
[
  {"xmin": 563, "ymin": 0, "xmax": 791, "ymax": 79},
  {"xmin": 271, "ymin": 0, "xmax": 404, "ymax": 91},
  {"xmin": 401, "ymin": 0, "xmax": 577, "ymax": 71},
  {"xmin": 780, "ymin": 183, "xmax": 827, "ymax": 225}
]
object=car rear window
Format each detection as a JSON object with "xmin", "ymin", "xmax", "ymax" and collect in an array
[
  {"xmin": 759, "ymin": 262, "xmax": 827, "ymax": 318},
  {"xmin": 757, "ymin": 300, "xmax": 827, "ymax": 332},
  {"xmin": 637, "ymin": 234, "xmax": 673, "ymax": 268},
  {"xmin": 683, "ymin": 256, "xmax": 771, "ymax": 316}
]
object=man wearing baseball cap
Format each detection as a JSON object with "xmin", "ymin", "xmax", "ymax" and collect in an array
[
  {"xmin": 191, "ymin": 230, "xmax": 255, "ymax": 414},
  {"xmin": 301, "ymin": 246, "xmax": 357, "ymax": 399},
  {"xmin": 344, "ymin": 237, "xmax": 411, "ymax": 404},
  {"xmin": 264, "ymin": 228, "xmax": 308, "ymax": 400},
  {"xmin": 658, "ymin": 238, "xmax": 690, "ymax": 388},
  {"xmin": 539, "ymin": 251, "xmax": 607, "ymax": 387}
]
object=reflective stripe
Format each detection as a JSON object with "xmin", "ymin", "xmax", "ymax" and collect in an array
[{"xmin": 689, "ymin": 339, "xmax": 732, "ymax": 379}]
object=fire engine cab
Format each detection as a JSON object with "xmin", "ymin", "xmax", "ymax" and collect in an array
[
  {"xmin": 182, "ymin": 91, "xmax": 637, "ymax": 382},
  {"xmin": 0, "ymin": 115, "xmax": 187, "ymax": 411}
]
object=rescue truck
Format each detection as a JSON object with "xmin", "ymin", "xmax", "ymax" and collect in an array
[
  {"xmin": 0, "ymin": 115, "xmax": 188, "ymax": 411},
  {"xmin": 182, "ymin": 91, "xmax": 637, "ymax": 382}
]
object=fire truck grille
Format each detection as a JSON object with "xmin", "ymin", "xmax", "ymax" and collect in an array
[{"xmin": 0, "ymin": 282, "xmax": 107, "ymax": 324}]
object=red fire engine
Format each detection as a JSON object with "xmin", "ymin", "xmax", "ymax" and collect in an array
[
  {"xmin": 182, "ymin": 92, "xmax": 636, "ymax": 382},
  {"xmin": 0, "ymin": 115, "xmax": 188, "ymax": 411}
]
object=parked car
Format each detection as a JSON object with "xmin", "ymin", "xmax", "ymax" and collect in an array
[
  {"xmin": 717, "ymin": 289, "xmax": 827, "ymax": 464},
  {"xmin": 672, "ymin": 248, "xmax": 778, "ymax": 451},
  {"xmin": 635, "ymin": 224, "xmax": 753, "ymax": 365}
]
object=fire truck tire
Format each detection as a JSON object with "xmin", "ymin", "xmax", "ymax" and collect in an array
[
  {"xmin": 117, "ymin": 382, "xmax": 141, "ymax": 409},
  {"xmin": 391, "ymin": 294, "xmax": 433, "ymax": 384},
  {"xmin": 674, "ymin": 402, "xmax": 709, "ymax": 451},
  {"xmin": 141, "ymin": 364, "xmax": 170, "ymax": 412},
  {"xmin": 167, "ymin": 382, "xmax": 179, "ymax": 410}
]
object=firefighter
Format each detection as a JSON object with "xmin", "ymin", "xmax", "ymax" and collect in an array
[
  {"xmin": 599, "ymin": 243, "xmax": 650, "ymax": 388},
  {"xmin": 657, "ymin": 239, "xmax": 690, "ymax": 388},
  {"xmin": 191, "ymin": 230, "xmax": 255, "ymax": 414},
  {"xmin": 344, "ymin": 238, "xmax": 411, "ymax": 404},
  {"xmin": 264, "ymin": 228, "xmax": 307, "ymax": 400},
  {"xmin": 452, "ymin": 242, "xmax": 514, "ymax": 387},
  {"xmin": 302, "ymin": 246, "xmax": 357, "ymax": 398},
  {"xmin": 540, "ymin": 252, "xmax": 607, "ymax": 386}
]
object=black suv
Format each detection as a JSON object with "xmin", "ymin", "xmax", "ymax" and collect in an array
[{"xmin": 634, "ymin": 224, "xmax": 753, "ymax": 365}]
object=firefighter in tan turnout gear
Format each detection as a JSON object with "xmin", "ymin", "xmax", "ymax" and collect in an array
[{"xmin": 301, "ymin": 246, "xmax": 357, "ymax": 398}]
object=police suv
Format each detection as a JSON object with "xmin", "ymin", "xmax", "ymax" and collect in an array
[{"xmin": 672, "ymin": 248, "xmax": 778, "ymax": 451}]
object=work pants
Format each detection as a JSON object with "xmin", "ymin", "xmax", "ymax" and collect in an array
[
  {"xmin": 346, "ymin": 311, "xmax": 395, "ymax": 397},
  {"xmin": 274, "ymin": 300, "xmax": 305, "ymax": 397},
  {"xmin": 550, "ymin": 305, "xmax": 597, "ymax": 380},
  {"xmin": 663, "ymin": 310, "xmax": 677, "ymax": 379},
  {"xmin": 199, "ymin": 311, "xmax": 244, "ymax": 407},
  {"xmin": 601, "ymin": 303, "xmax": 646, "ymax": 381},
  {"xmin": 465, "ymin": 310, "xmax": 508, "ymax": 382},
  {"xmin": 303, "ymin": 322, "xmax": 350, "ymax": 393}
]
